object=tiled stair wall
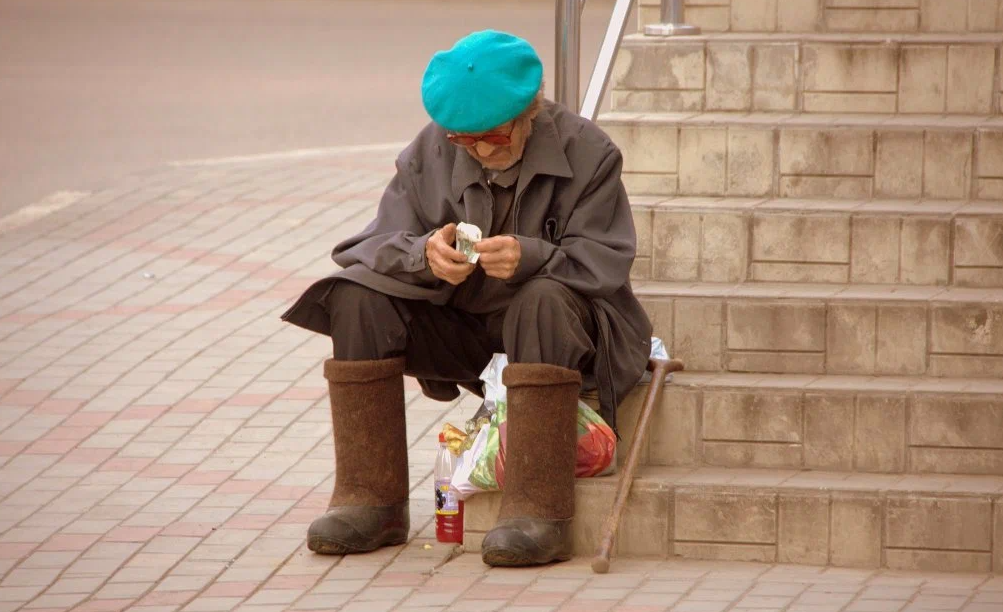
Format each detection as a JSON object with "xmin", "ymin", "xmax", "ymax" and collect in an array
[
  {"xmin": 637, "ymin": 0, "xmax": 1003, "ymax": 34},
  {"xmin": 464, "ymin": 0, "xmax": 1003, "ymax": 573}
]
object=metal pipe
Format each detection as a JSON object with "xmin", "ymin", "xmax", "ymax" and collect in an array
[
  {"xmin": 644, "ymin": 0, "xmax": 701, "ymax": 36},
  {"xmin": 580, "ymin": 0, "xmax": 633, "ymax": 121},
  {"xmin": 555, "ymin": 0, "xmax": 582, "ymax": 112}
]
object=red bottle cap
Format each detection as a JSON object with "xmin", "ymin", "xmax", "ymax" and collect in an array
[{"xmin": 438, "ymin": 432, "xmax": 446, "ymax": 443}]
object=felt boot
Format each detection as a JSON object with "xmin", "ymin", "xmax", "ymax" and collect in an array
[
  {"xmin": 307, "ymin": 357, "xmax": 410, "ymax": 554},
  {"xmin": 481, "ymin": 363, "xmax": 581, "ymax": 567}
]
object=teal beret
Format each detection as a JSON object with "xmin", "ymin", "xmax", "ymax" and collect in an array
[{"xmin": 422, "ymin": 30, "xmax": 543, "ymax": 134}]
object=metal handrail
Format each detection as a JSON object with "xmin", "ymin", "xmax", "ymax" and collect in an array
[
  {"xmin": 580, "ymin": 0, "xmax": 634, "ymax": 121},
  {"xmin": 557, "ymin": 0, "xmax": 700, "ymax": 122}
]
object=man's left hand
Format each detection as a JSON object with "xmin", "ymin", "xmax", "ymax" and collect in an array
[{"xmin": 475, "ymin": 236, "xmax": 521, "ymax": 280}]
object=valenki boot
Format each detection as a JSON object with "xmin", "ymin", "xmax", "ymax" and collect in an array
[
  {"xmin": 307, "ymin": 357, "xmax": 410, "ymax": 554},
  {"xmin": 481, "ymin": 362, "xmax": 581, "ymax": 567}
]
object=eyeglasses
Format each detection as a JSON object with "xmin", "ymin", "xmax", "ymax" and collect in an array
[{"xmin": 446, "ymin": 122, "xmax": 515, "ymax": 147}]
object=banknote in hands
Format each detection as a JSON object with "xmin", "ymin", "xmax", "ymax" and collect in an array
[{"xmin": 455, "ymin": 222, "xmax": 482, "ymax": 264}]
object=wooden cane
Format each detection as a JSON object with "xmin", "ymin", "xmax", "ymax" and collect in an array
[{"xmin": 591, "ymin": 357, "xmax": 685, "ymax": 574}]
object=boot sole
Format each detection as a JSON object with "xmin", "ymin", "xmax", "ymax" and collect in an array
[
  {"xmin": 481, "ymin": 545, "xmax": 572, "ymax": 567},
  {"xmin": 307, "ymin": 531, "xmax": 407, "ymax": 555}
]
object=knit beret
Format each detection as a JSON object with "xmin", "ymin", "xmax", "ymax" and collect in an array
[{"xmin": 421, "ymin": 30, "xmax": 543, "ymax": 134}]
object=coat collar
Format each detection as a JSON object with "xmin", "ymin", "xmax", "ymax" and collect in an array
[{"xmin": 450, "ymin": 106, "xmax": 574, "ymax": 201}]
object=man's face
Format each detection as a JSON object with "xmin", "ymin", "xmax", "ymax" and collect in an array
[{"xmin": 453, "ymin": 112, "xmax": 533, "ymax": 171}]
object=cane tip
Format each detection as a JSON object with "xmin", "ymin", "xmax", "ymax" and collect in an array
[{"xmin": 591, "ymin": 557, "xmax": 610, "ymax": 574}]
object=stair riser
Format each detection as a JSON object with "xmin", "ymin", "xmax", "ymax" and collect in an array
[
  {"xmin": 601, "ymin": 119, "xmax": 1003, "ymax": 200},
  {"xmin": 465, "ymin": 484, "xmax": 1003, "ymax": 572},
  {"xmin": 638, "ymin": 0, "xmax": 1003, "ymax": 34},
  {"xmin": 630, "ymin": 206, "xmax": 1003, "ymax": 288},
  {"xmin": 635, "ymin": 294, "xmax": 1003, "ymax": 377},
  {"xmin": 596, "ymin": 384, "xmax": 1003, "ymax": 475},
  {"xmin": 613, "ymin": 38, "xmax": 1002, "ymax": 115}
]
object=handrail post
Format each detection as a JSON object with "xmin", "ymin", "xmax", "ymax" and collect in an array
[
  {"xmin": 644, "ymin": 0, "xmax": 701, "ymax": 36},
  {"xmin": 555, "ymin": 0, "xmax": 582, "ymax": 112}
]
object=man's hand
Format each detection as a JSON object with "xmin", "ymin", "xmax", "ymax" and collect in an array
[
  {"xmin": 426, "ymin": 223, "xmax": 476, "ymax": 285},
  {"xmin": 475, "ymin": 235, "xmax": 521, "ymax": 280}
]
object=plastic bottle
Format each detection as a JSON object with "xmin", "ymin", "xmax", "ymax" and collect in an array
[{"xmin": 434, "ymin": 432, "xmax": 464, "ymax": 544}]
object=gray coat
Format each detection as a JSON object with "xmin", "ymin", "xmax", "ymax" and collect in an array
[{"xmin": 281, "ymin": 101, "xmax": 652, "ymax": 431}]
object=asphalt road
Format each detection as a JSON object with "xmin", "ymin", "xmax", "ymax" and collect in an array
[{"xmin": 0, "ymin": 0, "xmax": 621, "ymax": 216}]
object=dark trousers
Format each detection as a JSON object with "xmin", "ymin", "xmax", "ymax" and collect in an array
[{"xmin": 326, "ymin": 278, "xmax": 597, "ymax": 392}]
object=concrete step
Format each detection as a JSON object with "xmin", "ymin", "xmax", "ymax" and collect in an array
[
  {"xmin": 631, "ymin": 280, "xmax": 1003, "ymax": 377},
  {"xmin": 591, "ymin": 372, "xmax": 1003, "ymax": 476},
  {"xmin": 612, "ymin": 32, "xmax": 1002, "ymax": 116},
  {"xmin": 600, "ymin": 112, "xmax": 1003, "ymax": 200},
  {"xmin": 637, "ymin": 0, "xmax": 1003, "ymax": 35},
  {"xmin": 628, "ymin": 198, "xmax": 1003, "ymax": 288},
  {"xmin": 463, "ymin": 465, "xmax": 1003, "ymax": 572}
]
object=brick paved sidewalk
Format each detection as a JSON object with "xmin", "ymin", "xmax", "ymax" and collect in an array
[{"xmin": 0, "ymin": 151, "xmax": 1000, "ymax": 612}]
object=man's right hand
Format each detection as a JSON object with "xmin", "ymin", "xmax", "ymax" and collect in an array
[{"xmin": 426, "ymin": 223, "xmax": 475, "ymax": 285}]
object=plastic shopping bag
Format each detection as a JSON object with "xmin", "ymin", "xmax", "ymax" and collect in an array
[{"xmin": 450, "ymin": 354, "xmax": 617, "ymax": 499}]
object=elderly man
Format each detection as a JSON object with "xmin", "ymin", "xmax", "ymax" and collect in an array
[{"xmin": 282, "ymin": 30, "xmax": 651, "ymax": 567}]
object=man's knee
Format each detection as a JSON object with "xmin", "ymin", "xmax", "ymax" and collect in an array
[
  {"xmin": 327, "ymin": 282, "xmax": 391, "ymax": 317},
  {"xmin": 509, "ymin": 278, "xmax": 578, "ymax": 312}
]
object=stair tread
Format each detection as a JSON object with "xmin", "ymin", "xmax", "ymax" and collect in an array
[
  {"xmin": 616, "ymin": 465, "xmax": 1003, "ymax": 496},
  {"xmin": 623, "ymin": 31, "xmax": 1003, "ymax": 45},
  {"xmin": 668, "ymin": 371, "xmax": 1003, "ymax": 395},
  {"xmin": 601, "ymin": 111, "xmax": 1003, "ymax": 129},
  {"xmin": 630, "ymin": 196, "xmax": 1003, "ymax": 215},
  {"xmin": 634, "ymin": 280, "xmax": 1003, "ymax": 302}
]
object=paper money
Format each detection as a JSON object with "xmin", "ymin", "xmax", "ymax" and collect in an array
[{"xmin": 456, "ymin": 222, "xmax": 482, "ymax": 264}]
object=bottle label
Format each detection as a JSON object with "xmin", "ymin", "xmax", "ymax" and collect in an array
[{"xmin": 435, "ymin": 479, "xmax": 459, "ymax": 515}]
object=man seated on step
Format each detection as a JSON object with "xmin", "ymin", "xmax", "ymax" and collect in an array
[{"xmin": 281, "ymin": 29, "xmax": 652, "ymax": 567}]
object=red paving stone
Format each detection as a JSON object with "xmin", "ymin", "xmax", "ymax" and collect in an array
[
  {"xmin": 266, "ymin": 575, "xmax": 319, "ymax": 589},
  {"xmin": 150, "ymin": 304, "xmax": 191, "ymax": 314},
  {"xmin": 0, "ymin": 313, "xmax": 45, "ymax": 325},
  {"xmin": 179, "ymin": 470, "xmax": 234, "ymax": 485},
  {"xmin": 0, "ymin": 378, "xmax": 22, "ymax": 394},
  {"xmin": 45, "ymin": 426, "xmax": 98, "ymax": 441},
  {"xmin": 0, "ymin": 543, "xmax": 37, "ymax": 559},
  {"xmin": 101, "ymin": 457, "xmax": 155, "ymax": 472},
  {"xmin": 0, "ymin": 441, "xmax": 28, "ymax": 455},
  {"xmin": 26, "ymin": 439, "xmax": 78, "ymax": 454},
  {"xmin": 216, "ymin": 479, "xmax": 270, "ymax": 494},
  {"xmin": 63, "ymin": 411, "xmax": 116, "ymax": 426},
  {"xmin": 120, "ymin": 405, "xmax": 169, "ymax": 420},
  {"xmin": 139, "ymin": 463, "xmax": 191, "ymax": 478},
  {"xmin": 279, "ymin": 387, "xmax": 326, "ymax": 400},
  {"xmin": 197, "ymin": 254, "xmax": 239, "ymax": 267},
  {"xmin": 2, "ymin": 389, "xmax": 51, "ymax": 406}
]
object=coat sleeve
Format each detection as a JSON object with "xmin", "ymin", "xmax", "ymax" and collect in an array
[
  {"xmin": 331, "ymin": 157, "xmax": 440, "ymax": 287},
  {"xmin": 508, "ymin": 145, "xmax": 635, "ymax": 298}
]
